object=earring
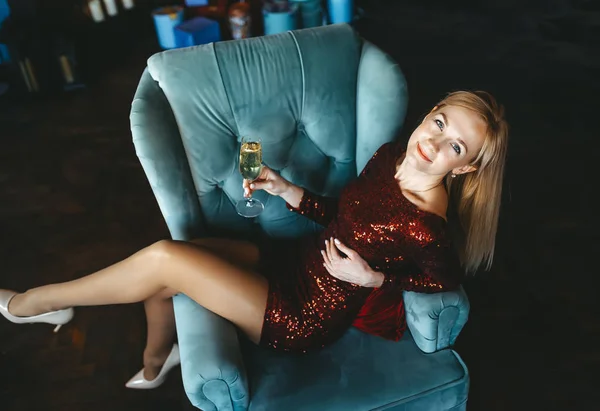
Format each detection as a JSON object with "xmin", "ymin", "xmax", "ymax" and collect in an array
[{"xmin": 451, "ymin": 173, "xmax": 456, "ymax": 178}]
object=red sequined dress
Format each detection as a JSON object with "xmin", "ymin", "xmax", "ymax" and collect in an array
[{"xmin": 258, "ymin": 141, "xmax": 462, "ymax": 353}]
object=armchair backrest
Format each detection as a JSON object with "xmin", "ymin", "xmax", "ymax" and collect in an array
[{"xmin": 130, "ymin": 23, "xmax": 408, "ymax": 241}]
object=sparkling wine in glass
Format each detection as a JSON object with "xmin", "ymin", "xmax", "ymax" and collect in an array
[{"xmin": 236, "ymin": 137, "xmax": 265, "ymax": 218}]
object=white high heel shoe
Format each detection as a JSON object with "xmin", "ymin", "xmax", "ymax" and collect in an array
[
  {"xmin": 0, "ymin": 290, "xmax": 74, "ymax": 333},
  {"xmin": 125, "ymin": 343, "xmax": 180, "ymax": 389}
]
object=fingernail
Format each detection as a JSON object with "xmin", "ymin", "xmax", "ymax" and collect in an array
[
  {"xmin": 325, "ymin": 240, "xmax": 328, "ymax": 245},
  {"xmin": 334, "ymin": 239, "xmax": 340, "ymax": 244},
  {"xmin": 250, "ymin": 184, "xmax": 255, "ymax": 189}
]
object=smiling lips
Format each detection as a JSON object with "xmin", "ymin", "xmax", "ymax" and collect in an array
[{"xmin": 417, "ymin": 142, "xmax": 432, "ymax": 162}]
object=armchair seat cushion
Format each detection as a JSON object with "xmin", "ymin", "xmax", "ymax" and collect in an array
[{"xmin": 242, "ymin": 328, "xmax": 469, "ymax": 411}]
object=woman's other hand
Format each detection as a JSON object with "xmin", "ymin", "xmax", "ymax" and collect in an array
[{"xmin": 321, "ymin": 238, "xmax": 384, "ymax": 288}]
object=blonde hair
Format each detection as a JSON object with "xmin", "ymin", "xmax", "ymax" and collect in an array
[{"xmin": 434, "ymin": 91, "xmax": 509, "ymax": 273}]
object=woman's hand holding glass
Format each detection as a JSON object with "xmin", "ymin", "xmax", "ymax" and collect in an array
[{"xmin": 243, "ymin": 166, "xmax": 292, "ymax": 198}]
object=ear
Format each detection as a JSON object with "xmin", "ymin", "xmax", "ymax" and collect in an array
[{"xmin": 452, "ymin": 164, "xmax": 477, "ymax": 176}]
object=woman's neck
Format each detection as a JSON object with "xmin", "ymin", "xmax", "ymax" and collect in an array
[{"xmin": 394, "ymin": 154, "xmax": 444, "ymax": 193}]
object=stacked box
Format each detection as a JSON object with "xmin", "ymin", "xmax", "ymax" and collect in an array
[{"xmin": 174, "ymin": 17, "xmax": 220, "ymax": 48}]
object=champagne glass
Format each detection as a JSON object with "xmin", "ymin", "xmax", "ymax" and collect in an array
[{"xmin": 235, "ymin": 136, "xmax": 265, "ymax": 218}]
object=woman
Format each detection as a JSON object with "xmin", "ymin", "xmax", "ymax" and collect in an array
[{"xmin": 0, "ymin": 90, "xmax": 508, "ymax": 389}]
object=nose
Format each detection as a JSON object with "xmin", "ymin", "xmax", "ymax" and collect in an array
[{"xmin": 424, "ymin": 138, "xmax": 439, "ymax": 154}]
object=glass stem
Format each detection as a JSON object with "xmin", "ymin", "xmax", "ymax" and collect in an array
[{"xmin": 247, "ymin": 180, "xmax": 255, "ymax": 202}]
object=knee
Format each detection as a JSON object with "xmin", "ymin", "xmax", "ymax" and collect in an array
[{"xmin": 148, "ymin": 239, "xmax": 181, "ymax": 261}]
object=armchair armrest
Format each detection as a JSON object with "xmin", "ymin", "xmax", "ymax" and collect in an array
[
  {"xmin": 131, "ymin": 68, "xmax": 250, "ymax": 410},
  {"xmin": 130, "ymin": 67, "xmax": 205, "ymax": 241},
  {"xmin": 174, "ymin": 294, "xmax": 249, "ymax": 411},
  {"xmin": 402, "ymin": 286, "xmax": 470, "ymax": 353}
]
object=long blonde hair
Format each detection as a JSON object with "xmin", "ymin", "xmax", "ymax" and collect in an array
[{"xmin": 434, "ymin": 91, "xmax": 509, "ymax": 273}]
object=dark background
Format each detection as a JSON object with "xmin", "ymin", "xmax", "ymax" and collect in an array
[{"xmin": 0, "ymin": 0, "xmax": 598, "ymax": 410}]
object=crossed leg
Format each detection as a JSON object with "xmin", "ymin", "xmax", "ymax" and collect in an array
[{"xmin": 8, "ymin": 238, "xmax": 267, "ymax": 380}]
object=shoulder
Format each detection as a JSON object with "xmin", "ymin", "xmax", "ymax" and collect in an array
[
  {"xmin": 423, "ymin": 187, "xmax": 449, "ymax": 222},
  {"xmin": 399, "ymin": 195, "xmax": 450, "ymax": 250},
  {"xmin": 370, "ymin": 140, "xmax": 404, "ymax": 165},
  {"xmin": 361, "ymin": 141, "xmax": 400, "ymax": 176},
  {"xmin": 403, "ymin": 186, "xmax": 449, "ymax": 223},
  {"xmin": 382, "ymin": 140, "xmax": 406, "ymax": 156},
  {"xmin": 410, "ymin": 213, "xmax": 448, "ymax": 246},
  {"xmin": 373, "ymin": 140, "xmax": 403, "ymax": 155},
  {"xmin": 370, "ymin": 142, "xmax": 392, "ymax": 158}
]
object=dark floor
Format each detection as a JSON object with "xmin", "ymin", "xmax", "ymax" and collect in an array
[{"xmin": 0, "ymin": 1, "xmax": 598, "ymax": 410}]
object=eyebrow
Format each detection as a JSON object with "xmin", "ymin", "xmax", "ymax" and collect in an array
[{"xmin": 441, "ymin": 112, "xmax": 469, "ymax": 154}]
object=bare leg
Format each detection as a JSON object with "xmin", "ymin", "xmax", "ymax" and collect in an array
[
  {"xmin": 140, "ymin": 238, "xmax": 260, "ymax": 380},
  {"xmin": 8, "ymin": 239, "xmax": 268, "ymax": 346},
  {"xmin": 142, "ymin": 287, "xmax": 177, "ymax": 380}
]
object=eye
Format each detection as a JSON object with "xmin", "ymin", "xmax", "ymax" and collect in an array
[
  {"xmin": 451, "ymin": 143, "xmax": 461, "ymax": 155},
  {"xmin": 434, "ymin": 119, "xmax": 444, "ymax": 131}
]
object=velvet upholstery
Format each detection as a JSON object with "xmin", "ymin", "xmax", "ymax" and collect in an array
[
  {"xmin": 242, "ymin": 328, "xmax": 468, "ymax": 411},
  {"xmin": 130, "ymin": 23, "xmax": 470, "ymax": 411}
]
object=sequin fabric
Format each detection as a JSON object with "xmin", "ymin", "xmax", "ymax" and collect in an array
[{"xmin": 258, "ymin": 141, "xmax": 462, "ymax": 353}]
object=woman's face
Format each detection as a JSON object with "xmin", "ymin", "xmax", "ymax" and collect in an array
[{"xmin": 405, "ymin": 105, "xmax": 487, "ymax": 177}]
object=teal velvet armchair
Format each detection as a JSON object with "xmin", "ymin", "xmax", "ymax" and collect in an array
[{"xmin": 130, "ymin": 24, "xmax": 470, "ymax": 411}]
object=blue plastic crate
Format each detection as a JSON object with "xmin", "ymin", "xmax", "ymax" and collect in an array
[
  {"xmin": 185, "ymin": 0, "xmax": 208, "ymax": 7},
  {"xmin": 0, "ymin": 0, "xmax": 9, "ymax": 63},
  {"xmin": 0, "ymin": 44, "xmax": 9, "ymax": 63},
  {"xmin": 184, "ymin": 0, "xmax": 209, "ymax": 6},
  {"xmin": 0, "ymin": 0, "xmax": 9, "ymax": 23},
  {"xmin": 174, "ymin": 17, "xmax": 220, "ymax": 48},
  {"xmin": 152, "ymin": 6, "xmax": 185, "ymax": 50}
]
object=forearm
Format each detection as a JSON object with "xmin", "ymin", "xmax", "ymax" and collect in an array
[
  {"xmin": 279, "ymin": 183, "xmax": 304, "ymax": 209},
  {"xmin": 283, "ymin": 185, "xmax": 339, "ymax": 226},
  {"xmin": 374, "ymin": 268, "xmax": 453, "ymax": 293}
]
